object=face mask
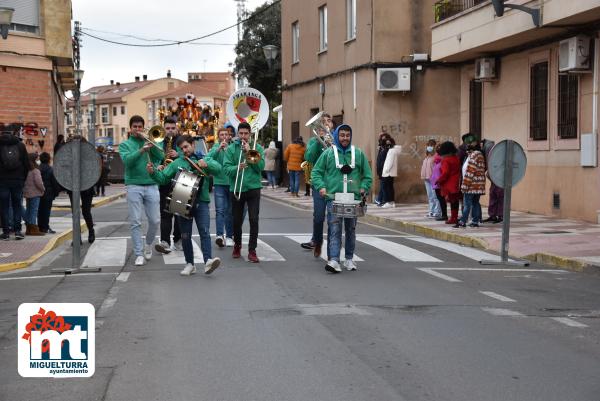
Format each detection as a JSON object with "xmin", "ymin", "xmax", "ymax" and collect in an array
[
  {"xmin": 35, "ymin": 160, "xmax": 41, "ymax": 165},
  {"xmin": 426, "ymin": 146, "xmax": 434, "ymax": 153}
]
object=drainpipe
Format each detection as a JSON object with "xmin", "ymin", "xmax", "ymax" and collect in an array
[{"xmin": 594, "ymin": 36, "xmax": 600, "ymax": 223}]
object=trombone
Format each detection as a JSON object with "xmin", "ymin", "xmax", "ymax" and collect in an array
[
  {"xmin": 138, "ymin": 124, "xmax": 166, "ymax": 163},
  {"xmin": 305, "ymin": 111, "xmax": 332, "ymax": 149},
  {"xmin": 233, "ymin": 124, "xmax": 261, "ymax": 200}
]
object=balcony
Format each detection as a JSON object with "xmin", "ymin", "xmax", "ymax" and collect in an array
[{"xmin": 434, "ymin": 0, "xmax": 488, "ymax": 23}]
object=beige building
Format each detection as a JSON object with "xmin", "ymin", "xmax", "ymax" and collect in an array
[
  {"xmin": 66, "ymin": 73, "xmax": 185, "ymax": 146},
  {"xmin": 281, "ymin": 0, "xmax": 462, "ymax": 203},
  {"xmin": 0, "ymin": 0, "xmax": 75, "ymax": 154},
  {"xmin": 432, "ymin": 0, "xmax": 600, "ymax": 223}
]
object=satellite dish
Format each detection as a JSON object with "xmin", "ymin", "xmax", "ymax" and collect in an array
[{"xmin": 491, "ymin": 0, "xmax": 505, "ymax": 17}]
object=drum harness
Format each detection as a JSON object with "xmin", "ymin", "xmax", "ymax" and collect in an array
[{"xmin": 333, "ymin": 145, "xmax": 367, "ymax": 208}]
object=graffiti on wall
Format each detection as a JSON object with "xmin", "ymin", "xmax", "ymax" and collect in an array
[{"xmin": 0, "ymin": 122, "xmax": 49, "ymax": 153}]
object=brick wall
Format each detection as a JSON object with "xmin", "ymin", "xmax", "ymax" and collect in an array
[{"xmin": 0, "ymin": 67, "xmax": 54, "ymax": 155}]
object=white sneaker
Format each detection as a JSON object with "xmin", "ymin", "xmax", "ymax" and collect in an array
[
  {"xmin": 155, "ymin": 240, "xmax": 172, "ymax": 254},
  {"xmin": 144, "ymin": 244, "xmax": 153, "ymax": 260},
  {"xmin": 325, "ymin": 260, "xmax": 342, "ymax": 273},
  {"xmin": 215, "ymin": 235, "xmax": 225, "ymax": 248},
  {"xmin": 382, "ymin": 202, "xmax": 394, "ymax": 208},
  {"xmin": 344, "ymin": 259, "xmax": 357, "ymax": 271},
  {"xmin": 171, "ymin": 240, "xmax": 183, "ymax": 251},
  {"xmin": 134, "ymin": 256, "xmax": 146, "ymax": 266},
  {"xmin": 180, "ymin": 263, "xmax": 197, "ymax": 276},
  {"xmin": 225, "ymin": 237, "xmax": 234, "ymax": 247},
  {"xmin": 204, "ymin": 257, "xmax": 221, "ymax": 274}
]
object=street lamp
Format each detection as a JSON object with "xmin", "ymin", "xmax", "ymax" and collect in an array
[
  {"xmin": 89, "ymin": 91, "xmax": 97, "ymax": 146},
  {"xmin": 262, "ymin": 44, "xmax": 278, "ymax": 69},
  {"xmin": 73, "ymin": 69, "xmax": 84, "ymax": 136},
  {"xmin": 0, "ymin": 7, "xmax": 14, "ymax": 40}
]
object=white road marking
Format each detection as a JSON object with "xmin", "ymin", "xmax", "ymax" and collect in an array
[
  {"xmin": 481, "ymin": 307, "xmax": 525, "ymax": 317},
  {"xmin": 81, "ymin": 238, "xmax": 127, "ymax": 267},
  {"xmin": 479, "ymin": 291, "xmax": 517, "ymax": 303},
  {"xmin": 242, "ymin": 238, "xmax": 286, "ymax": 262},
  {"xmin": 116, "ymin": 272, "xmax": 130, "ymax": 282},
  {"xmin": 285, "ymin": 235, "xmax": 364, "ymax": 262},
  {"xmin": 0, "ymin": 253, "xmax": 12, "ymax": 257},
  {"xmin": 0, "ymin": 272, "xmax": 117, "ymax": 281},
  {"xmin": 431, "ymin": 268, "xmax": 567, "ymax": 273},
  {"xmin": 405, "ymin": 236, "xmax": 512, "ymax": 262},
  {"xmin": 95, "ymin": 233, "xmax": 409, "ymax": 240},
  {"xmin": 417, "ymin": 268, "xmax": 462, "ymax": 282},
  {"xmin": 97, "ymin": 286, "xmax": 120, "ymax": 318},
  {"xmin": 295, "ymin": 303, "xmax": 371, "ymax": 316},
  {"xmin": 163, "ymin": 239, "xmax": 204, "ymax": 264},
  {"xmin": 550, "ymin": 317, "xmax": 588, "ymax": 328},
  {"xmin": 357, "ymin": 237, "xmax": 442, "ymax": 262}
]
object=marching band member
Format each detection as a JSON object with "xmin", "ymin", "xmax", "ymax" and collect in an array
[
  {"xmin": 147, "ymin": 135, "xmax": 222, "ymax": 276},
  {"xmin": 222, "ymin": 122, "xmax": 265, "ymax": 263},
  {"xmin": 311, "ymin": 124, "xmax": 372, "ymax": 273},
  {"xmin": 155, "ymin": 116, "xmax": 182, "ymax": 254},
  {"xmin": 300, "ymin": 113, "xmax": 334, "ymax": 258},
  {"xmin": 119, "ymin": 115, "xmax": 162, "ymax": 267},
  {"xmin": 204, "ymin": 127, "xmax": 234, "ymax": 248}
]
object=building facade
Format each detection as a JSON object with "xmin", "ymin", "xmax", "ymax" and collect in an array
[
  {"xmin": 432, "ymin": 0, "xmax": 600, "ymax": 222},
  {"xmin": 0, "ymin": 0, "xmax": 75, "ymax": 155},
  {"xmin": 281, "ymin": 0, "xmax": 462, "ymax": 202}
]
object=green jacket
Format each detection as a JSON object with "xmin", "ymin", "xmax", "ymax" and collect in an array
[
  {"xmin": 304, "ymin": 136, "xmax": 325, "ymax": 165},
  {"xmin": 150, "ymin": 155, "xmax": 220, "ymax": 203},
  {"xmin": 204, "ymin": 142, "xmax": 228, "ymax": 186},
  {"xmin": 311, "ymin": 145, "xmax": 373, "ymax": 201},
  {"xmin": 223, "ymin": 139, "xmax": 265, "ymax": 192},
  {"xmin": 119, "ymin": 136, "xmax": 164, "ymax": 185}
]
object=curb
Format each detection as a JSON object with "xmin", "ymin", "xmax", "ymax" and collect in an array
[
  {"xmin": 0, "ymin": 223, "xmax": 88, "ymax": 273},
  {"xmin": 261, "ymin": 192, "xmax": 596, "ymax": 273},
  {"xmin": 52, "ymin": 192, "xmax": 126, "ymax": 211}
]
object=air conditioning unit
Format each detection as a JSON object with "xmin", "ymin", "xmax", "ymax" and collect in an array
[
  {"xmin": 377, "ymin": 68, "xmax": 411, "ymax": 91},
  {"xmin": 475, "ymin": 58, "xmax": 497, "ymax": 81},
  {"xmin": 559, "ymin": 36, "xmax": 591, "ymax": 72}
]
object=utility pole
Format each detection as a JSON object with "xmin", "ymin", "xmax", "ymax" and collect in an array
[{"xmin": 234, "ymin": 0, "xmax": 247, "ymax": 43}]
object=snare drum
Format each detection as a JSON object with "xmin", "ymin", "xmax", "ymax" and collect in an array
[
  {"xmin": 166, "ymin": 169, "xmax": 202, "ymax": 219},
  {"xmin": 331, "ymin": 200, "xmax": 366, "ymax": 218}
]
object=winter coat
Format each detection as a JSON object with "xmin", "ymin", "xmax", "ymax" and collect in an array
[
  {"xmin": 304, "ymin": 137, "xmax": 326, "ymax": 165},
  {"xmin": 420, "ymin": 155, "xmax": 435, "ymax": 180},
  {"xmin": 39, "ymin": 163, "xmax": 61, "ymax": 199},
  {"xmin": 204, "ymin": 141, "xmax": 229, "ymax": 186},
  {"xmin": 23, "ymin": 168, "xmax": 45, "ymax": 198},
  {"xmin": 382, "ymin": 145, "xmax": 402, "ymax": 178},
  {"xmin": 436, "ymin": 154, "xmax": 461, "ymax": 197},
  {"xmin": 222, "ymin": 139, "xmax": 265, "ymax": 192},
  {"xmin": 118, "ymin": 136, "xmax": 163, "ymax": 185},
  {"xmin": 264, "ymin": 147, "xmax": 278, "ymax": 172},
  {"xmin": 376, "ymin": 146, "xmax": 389, "ymax": 178},
  {"xmin": 0, "ymin": 133, "xmax": 29, "ymax": 184},
  {"xmin": 284, "ymin": 143, "xmax": 305, "ymax": 171},
  {"xmin": 430, "ymin": 155, "xmax": 443, "ymax": 190},
  {"xmin": 460, "ymin": 150, "xmax": 486, "ymax": 194}
]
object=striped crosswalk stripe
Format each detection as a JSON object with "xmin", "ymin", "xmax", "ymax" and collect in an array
[
  {"xmin": 82, "ymin": 238, "xmax": 128, "ymax": 268},
  {"xmin": 285, "ymin": 235, "xmax": 364, "ymax": 262},
  {"xmin": 241, "ymin": 238, "xmax": 286, "ymax": 262},
  {"xmin": 357, "ymin": 237, "xmax": 442, "ymax": 262},
  {"xmin": 405, "ymin": 236, "xmax": 509, "ymax": 262}
]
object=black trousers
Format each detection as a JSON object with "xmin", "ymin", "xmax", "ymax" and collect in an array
[
  {"xmin": 159, "ymin": 184, "xmax": 181, "ymax": 245},
  {"xmin": 68, "ymin": 190, "xmax": 94, "ymax": 230},
  {"xmin": 435, "ymin": 188, "xmax": 448, "ymax": 218},
  {"xmin": 382, "ymin": 177, "xmax": 395, "ymax": 203},
  {"xmin": 37, "ymin": 195, "xmax": 54, "ymax": 231},
  {"xmin": 231, "ymin": 188, "xmax": 260, "ymax": 251}
]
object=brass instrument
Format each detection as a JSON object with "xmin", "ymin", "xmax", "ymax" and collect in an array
[
  {"xmin": 305, "ymin": 111, "xmax": 333, "ymax": 149},
  {"xmin": 301, "ymin": 160, "xmax": 313, "ymax": 185},
  {"xmin": 163, "ymin": 136, "xmax": 174, "ymax": 165},
  {"xmin": 233, "ymin": 127, "xmax": 261, "ymax": 200},
  {"xmin": 139, "ymin": 124, "xmax": 166, "ymax": 163}
]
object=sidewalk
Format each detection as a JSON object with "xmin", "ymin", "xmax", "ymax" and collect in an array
[
  {"xmin": 261, "ymin": 187, "xmax": 600, "ymax": 273},
  {"xmin": 0, "ymin": 184, "xmax": 126, "ymax": 272}
]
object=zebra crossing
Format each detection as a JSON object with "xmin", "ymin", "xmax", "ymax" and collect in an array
[{"xmin": 80, "ymin": 233, "xmax": 509, "ymax": 267}]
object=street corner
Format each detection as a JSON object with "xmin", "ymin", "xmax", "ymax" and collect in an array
[{"xmin": 523, "ymin": 252, "xmax": 595, "ymax": 273}]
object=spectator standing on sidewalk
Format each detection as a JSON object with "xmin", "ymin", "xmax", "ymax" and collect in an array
[
  {"xmin": 436, "ymin": 141, "xmax": 461, "ymax": 225},
  {"xmin": 23, "ymin": 153, "xmax": 45, "ymax": 236},
  {"xmin": 264, "ymin": 141, "xmax": 279, "ymax": 190},
  {"xmin": 481, "ymin": 138, "xmax": 504, "ymax": 223},
  {"xmin": 381, "ymin": 137, "xmax": 401, "ymax": 208},
  {"xmin": 455, "ymin": 136, "xmax": 486, "ymax": 228},
  {"xmin": 420, "ymin": 139, "xmax": 441, "ymax": 217},
  {"xmin": 430, "ymin": 145, "xmax": 447, "ymax": 221},
  {"xmin": 37, "ymin": 152, "xmax": 61, "ymax": 234},
  {"xmin": 53, "ymin": 134, "xmax": 65, "ymax": 156},
  {"xmin": 283, "ymin": 137, "xmax": 305, "ymax": 197},
  {"xmin": 95, "ymin": 145, "xmax": 110, "ymax": 197},
  {"xmin": 0, "ymin": 130, "xmax": 29, "ymax": 240},
  {"xmin": 375, "ymin": 132, "xmax": 390, "ymax": 206}
]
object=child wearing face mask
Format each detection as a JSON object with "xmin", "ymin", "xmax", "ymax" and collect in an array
[{"xmin": 420, "ymin": 139, "xmax": 441, "ymax": 218}]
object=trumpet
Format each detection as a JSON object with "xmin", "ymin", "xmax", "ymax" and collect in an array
[
  {"xmin": 233, "ymin": 126, "xmax": 261, "ymax": 200},
  {"xmin": 305, "ymin": 111, "xmax": 333, "ymax": 149}
]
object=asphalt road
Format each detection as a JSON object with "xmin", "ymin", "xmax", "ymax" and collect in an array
[{"xmin": 0, "ymin": 196, "xmax": 599, "ymax": 401}]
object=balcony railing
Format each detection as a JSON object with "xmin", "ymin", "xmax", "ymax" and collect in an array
[{"xmin": 434, "ymin": 0, "xmax": 488, "ymax": 23}]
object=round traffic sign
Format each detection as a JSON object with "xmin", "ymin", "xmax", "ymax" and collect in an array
[
  {"xmin": 487, "ymin": 140, "xmax": 527, "ymax": 188},
  {"xmin": 54, "ymin": 141, "xmax": 101, "ymax": 191}
]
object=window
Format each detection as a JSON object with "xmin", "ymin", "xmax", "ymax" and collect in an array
[
  {"xmin": 469, "ymin": 80, "xmax": 483, "ymax": 139},
  {"xmin": 291, "ymin": 121, "xmax": 300, "ymax": 142},
  {"xmin": 292, "ymin": 22, "xmax": 300, "ymax": 63},
  {"xmin": 107, "ymin": 128, "xmax": 114, "ymax": 138},
  {"xmin": 8, "ymin": 0, "xmax": 40, "ymax": 35},
  {"xmin": 121, "ymin": 106, "xmax": 126, "ymax": 115},
  {"xmin": 113, "ymin": 107, "xmax": 117, "ymax": 116},
  {"xmin": 530, "ymin": 62, "xmax": 548, "ymax": 141},
  {"xmin": 319, "ymin": 5, "xmax": 327, "ymax": 52},
  {"xmin": 333, "ymin": 114, "xmax": 344, "ymax": 127},
  {"xmin": 121, "ymin": 127, "xmax": 126, "ymax": 137},
  {"xmin": 346, "ymin": 0, "xmax": 356, "ymax": 40},
  {"xmin": 101, "ymin": 107, "xmax": 109, "ymax": 124},
  {"xmin": 558, "ymin": 74, "xmax": 579, "ymax": 139},
  {"xmin": 65, "ymin": 112, "xmax": 72, "ymax": 126}
]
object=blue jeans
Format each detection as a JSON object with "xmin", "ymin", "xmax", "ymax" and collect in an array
[
  {"xmin": 289, "ymin": 170, "xmax": 300, "ymax": 193},
  {"xmin": 265, "ymin": 171, "xmax": 277, "ymax": 187},
  {"xmin": 126, "ymin": 185, "xmax": 161, "ymax": 257},
  {"xmin": 23, "ymin": 197, "xmax": 40, "ymax": 225},
  {"xmin": 311, "ymin": 185, "xmax": 327, "ymax": 246},
  {"xmin": 178, "ymin": 201, "xmax": 211, "ymax": 265},
  {"xmin": 424, "ymin": 179, "xmax": 441, "ymax": 216},
  {"xmin": 213, "ymin": 184, "xmax": 233, "ymax": 238},
  {"xmin": 460, "ymin": 193, "xmax": 482, "ymax": 224},
  {"xmin": 326, "ymin": 200, "xmax": 356, "ymax": 262},
  {"xmin": 0, "ymin": 182, "xmax": 23, "ymax": 232}
]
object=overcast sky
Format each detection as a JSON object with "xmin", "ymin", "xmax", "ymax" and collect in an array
[{"xmin": 72, "ymin": 0, "xmax": 267, "ymax": 91}]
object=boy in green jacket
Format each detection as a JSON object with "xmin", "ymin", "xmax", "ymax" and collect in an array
[
  {"xmin": 147, "ymin": 135, "xmax": 222, "ymax": 276},
  {"xmin": 311, "ymin": 124, "xmax": 372, "ymax": 273},
  {"xmin": 222, "ymin": 122, "xmax": 265, "ymax": 263}
]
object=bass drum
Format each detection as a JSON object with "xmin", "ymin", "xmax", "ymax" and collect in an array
[{"xmin": 166, "ymin": 169, "xmax": 201, "ymax": 219}]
